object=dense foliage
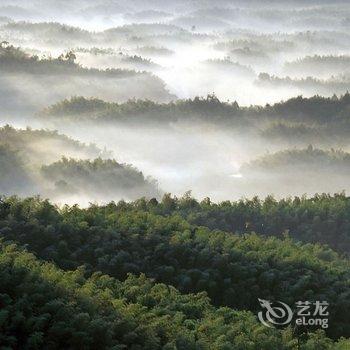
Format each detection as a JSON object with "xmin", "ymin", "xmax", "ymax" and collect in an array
[
  {"xmin": 0, "ymin": 196, "xmax": 349, "ymax": 340},
  {"xmin": 2, "ymin": 241, "xmax": 348, "ymax": 349},
  {"xmin": 0, "ymin": 145, "xmax": 34, "ymax": 196},
  {"xmin": 148, "ymin": 192, "xmax": 350, "ymax": 254},
  {"xmin": 285, "ymin": 55, "xmax": 350, "ymax": 76},
  {"xmin": 39, "ymin": 94, "xmax": 242, "ymax": 125},
  {"xmin": 40, "ymin": 93, "xmax": 350, "ymax": 128},
  {"xmin": 3, "ymin": 2, "xmax": 350, "ymax": 348},
  {"xmin": 241, "ymin": 146, "xmax": 350, "ymax": 173},
  {"xmin": 0, "ymin": 43, "xmax": 139, "ymax": 77},
  {"xmin": 0, "ymin": 126, "xmax": 160, "ymax": 201},
  {"xmin": 257, "ymin": 74, "xmax": 350, "ymax": 97},
  {"xmin": 41, "ymin": 157, "xmax": 161, "ymax": 200},
  {"xmin": 0, "ymin": 125, "xmax": 104, "ymax": 163},
  {"xmin": 233, "ymin": 147, "xmax": 350, "ymax": 218}
]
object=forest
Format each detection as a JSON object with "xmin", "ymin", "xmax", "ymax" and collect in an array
[
  {"xmin": 0, "ymin": 195, "xmax": 349, "ymax": 348},
  {"xmin": 1, "ymin": 0, "xmax": 350, "ymax": 348},
  {"xmin": 0, "ymin": 43, "xmax": 173, "ymax": 118},
  {"xmin": 0, "ymin": 126, "xmax": 158, "ymax": 203},
  {"xmin": 40, "ymin": 93, "xmax": 350, "ymax": 126},
  {"xmin": 1, "ymin": 240, "xmax": 348, "ymax": 349}
]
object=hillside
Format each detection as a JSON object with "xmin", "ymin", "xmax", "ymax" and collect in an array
[
  {"xmin": 40, "ymin": 93, "xmax": 350, "ymax": 128},
  {"xmin": 0, "ymin": 44, "xmax": 174, "ymax": 116},
  {"xmin": 1, "ymin": 240, "xmax": 347, "ymax": 349},
  {"xmin": 41, "ymin": 157, "xmax": 161, "ymax": 201},
  {"xmin": 235, "ymin": 147, "xmax": 350, "ymax": 199},
  {"xmin": 1, "ymin": 2, "xmax": 350, "ymax": 348},
  {"xmin": 0, "ymin": 145, "xmax": 35, "ymax": 196},
  {"xmin": 0, "ymin": 126, "xmax": 160, "ymax": 202},
  {"xmin": 0, "ymin": 196, "xmax": 349, "ymax": 340},
  {"xmin": 241, "ymin": 147, "xmax": 350, "ymax": 173}
]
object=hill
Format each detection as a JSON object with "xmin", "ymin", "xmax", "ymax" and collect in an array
[
  {"xmin": 0, "ymin": 44, "xmax": 174, "ymax": 116},
  {"xmin": 1, "ymin": 240, "xmax": 347, "ymax": 349},
  {"xmin": 0, "ymin": 126, "xmax": 160, "ymax": 202},
  {"xmin": 0, "ymin": 196, "xmax": 349, "ymax": 339},
  {"xmin": 40, "ymin": 93, "xmax": 350, "ymax": 127},
  {"xmin": 41, "ymin": 157, "xmax": 161, "ymax": 201}
]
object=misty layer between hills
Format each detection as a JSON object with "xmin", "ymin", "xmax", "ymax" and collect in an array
[{"xmin": 1, "ymin": 0, "xmax": 350, "ymax": 203}]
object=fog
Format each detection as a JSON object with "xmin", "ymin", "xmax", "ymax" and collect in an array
[{"xmin": 1, "ymin": 0, "xmax": 350, "ymax": 204}]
